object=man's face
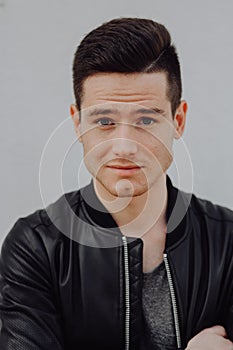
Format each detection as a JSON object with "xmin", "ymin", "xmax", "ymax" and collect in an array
[{"xmin": 71, "ymin": 72, "xmax": 186, "ymax": 199}]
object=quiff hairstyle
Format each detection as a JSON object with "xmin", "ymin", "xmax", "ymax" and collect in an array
[{"xmin": 72, "ymin": 18, "xmax": 182, "ymax": 116}]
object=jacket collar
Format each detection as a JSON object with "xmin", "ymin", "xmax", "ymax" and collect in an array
[
  {"xmin": 81, "ymin": 176, "xmax": 190, "ymax": 248},
  {"xmin": 165, "ymin": 176, "xmax": 188, "ymax": 249}
]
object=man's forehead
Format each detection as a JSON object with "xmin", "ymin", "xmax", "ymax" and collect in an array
[
  {"xmin": 82, "ymin": 72, "xmax": 168, "ymax": 97},
  {"xmin": 80, "ymin": 72, "xmax": 170, "ymax": 115}
]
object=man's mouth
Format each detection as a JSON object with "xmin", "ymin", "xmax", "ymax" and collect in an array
[
  {"xmin": 106, "ymin": 163, "xmax": 143, "ymax": 175},
  {"xmin": 108, "ymin": 165, "xmax": 140, "ymax": 169}
]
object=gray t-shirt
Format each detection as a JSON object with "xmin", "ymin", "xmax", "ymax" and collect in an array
[{"xmin": 141, "ymin": 261, "xmax": 177, "ymax": 349}]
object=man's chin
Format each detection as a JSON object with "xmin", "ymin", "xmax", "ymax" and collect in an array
[
  {"xmin": 109, "ymin": 184, "xmax": 149, "ymax": 199},
  {"xmin": 94, "ymin": 176, "xmax": 150, "ymax": 199}
]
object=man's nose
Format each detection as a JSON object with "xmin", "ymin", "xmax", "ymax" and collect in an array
[{"xmin": 112, "ymin": 124, "xmax": 138, "ymax": 157}]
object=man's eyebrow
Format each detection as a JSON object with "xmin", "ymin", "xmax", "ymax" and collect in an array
[
  {"xmin": 85, "ymin": 106, "xmax": 165, "ymax": 117},
  {"xmin": 134, "ymin": 107, "xmax": 165, "ymax": 116},
  {"xmin": 86, "ymin": 108, "xmax": 120, "ymax": 117}
]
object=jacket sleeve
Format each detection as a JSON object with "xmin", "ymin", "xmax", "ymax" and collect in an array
[
  {"xmin": 225, "ymin": 282, "xmax": 233, "ymax": 342},
  {"xmin": 0, "ymin": 218, "xmax": 65, "ymax": 349}
]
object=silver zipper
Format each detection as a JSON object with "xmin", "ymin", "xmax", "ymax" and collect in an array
[
  {"xmin": 164, "ymin": 253, "xmax": 182, "ymax": 349},
  {"xmin": 122, "ymin": 236, "xmax": 130, "ymax": 350}
]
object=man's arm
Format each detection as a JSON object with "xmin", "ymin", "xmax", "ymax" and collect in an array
[
  {"xmin": 185, "ymin": 326, "xmax": 233, "ymax": 350},
  {"xmin": 0, "ymin": 219, "xmax": 65, "ymax": 349}
]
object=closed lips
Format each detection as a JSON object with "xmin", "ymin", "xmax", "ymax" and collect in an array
[{"xmin": 107, "ymin": 165, "xmax": 141, "ymax": 169}]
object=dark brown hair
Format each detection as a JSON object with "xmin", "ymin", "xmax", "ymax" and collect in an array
[{"xmin": 72, "ymin": 18, "xmax": 182, "ymax": 116}]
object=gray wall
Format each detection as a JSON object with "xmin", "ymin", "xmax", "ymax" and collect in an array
[{"xmin": 1, "ymin": 0, "xmax": 232, "ymax": 246}]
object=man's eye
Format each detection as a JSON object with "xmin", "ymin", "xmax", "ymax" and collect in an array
[
  {"xmin": 96, "ymin": 118, "xmax": 115, "ymax": 126},
  {"xmin": 137, "ymin": 117, "xmax": 156, "ymax": 126}
]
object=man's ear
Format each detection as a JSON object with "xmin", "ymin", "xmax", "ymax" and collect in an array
[
  {"xmin": 173, "ymin": 100, "xmax": 188, "ymax": 139},
  {"xmin": 70, "ymin": 104, "xmax": 82, "ymax": 142}
]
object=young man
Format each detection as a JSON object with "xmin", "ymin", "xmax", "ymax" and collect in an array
[{"xmin": 0, "ymin": 18, "xmax": 233, "ymax": 350}]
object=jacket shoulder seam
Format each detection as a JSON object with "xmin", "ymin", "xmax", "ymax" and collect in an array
[{"xmin": 190, "ymin": 197, "xmax": 233, "ymax": 224}]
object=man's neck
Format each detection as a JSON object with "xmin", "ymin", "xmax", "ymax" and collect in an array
[{"xmin": 93, "ymin": 175, "xmax": 168, "ymax": 239}]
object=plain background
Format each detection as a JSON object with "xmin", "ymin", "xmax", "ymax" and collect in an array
[{"xmin": 0, "ymin": 0, "xmax": 232, "ymax": 247}]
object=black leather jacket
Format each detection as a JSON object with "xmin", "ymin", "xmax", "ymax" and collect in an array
[{"xmin": 0, "ymin": 177, "xmax": 233, "ymax": 350}]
